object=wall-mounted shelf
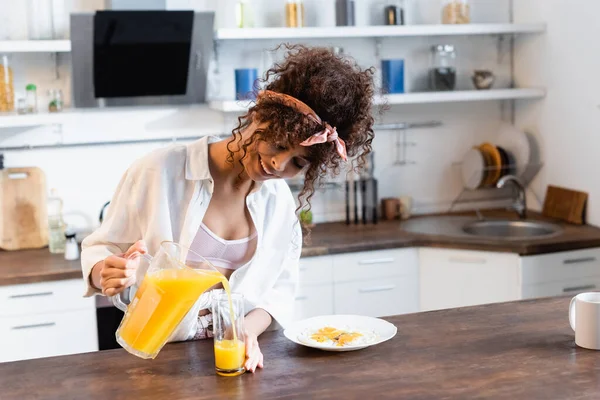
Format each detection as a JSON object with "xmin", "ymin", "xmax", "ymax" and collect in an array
[
  {"xmin": 215, "ymin": 23, "xmax": 546, "ymax": 40},
  {"xmin": 0, "ymin": 111, "xmax": 66, "ymax": 128},
  {"xmin": 0, "ymin": 40, "xmax": 71, "ymax": 53},
  {"xmin": 209, "ymin": 88, "xmax": 546, "ymax": 113}
]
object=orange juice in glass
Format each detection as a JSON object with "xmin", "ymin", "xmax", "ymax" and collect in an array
[
  {"xmin": 112, "ymin": 241, "xmax": 228, "ymax": 359},
  {"xmin": 212, "ymin": 291, "xmax": 246, "ymax": 376}
]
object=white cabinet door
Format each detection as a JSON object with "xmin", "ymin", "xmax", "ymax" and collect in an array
[
  {"xmin": 334, "ymin": 276, "xmax": 418, "ymax": 317},
  {"xmin": 299, "ymin": 256, "xmax": 333, "ymax": 286},
  {"xmin": 419, "ymin": 248, "xmax": 521, "ymax": 312},
  {"xmin": 332, "ymin": 248, "xmax": 418, "ymax": 283},
  {"xmin": 522, "ymin": 276, "xmax": 600, "ymax": 299},
  {"xmin": 293, "ymin": 285, "xmax": 334, "ymax": 321},
  {"xmin": 0, "ymin": 308, "xmax": 98, "ymax": 363},
  {"xmin": 520, "ymin": 248, "xmax": 600, "ymax": 286}
]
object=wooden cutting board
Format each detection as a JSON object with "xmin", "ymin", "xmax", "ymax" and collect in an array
[
  {"xmin": 542, "ymin": 185, "xmax": 588, "ymax": 225},
  {"xmin": 0, "ymin": 167, "xmax": 49, "ymax": 250}
]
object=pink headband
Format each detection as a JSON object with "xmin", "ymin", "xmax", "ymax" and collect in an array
[{"xmin": 256, "ymin": 90, "xmax": 348, "ymax": 161}]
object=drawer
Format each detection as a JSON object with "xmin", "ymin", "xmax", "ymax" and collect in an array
[
  {"xmin": 521, "ymin": 248, "xmax": 600, "ymax": 285},
  {"xmin": 332, "ymin": 249, "xmax": 418, "ymax": 283},
  {"xmin": 522, "ymin": 276, "xmax": 600, "ymax": 299},
  {"xmin": 299, "ymin": 256, "xmax": 334, "ymax": 285},
  {"xmin": 293, "ymin": 284, "xmax": 334, "ymax": 321},
  {"xmin": 334, "ymin": 276, "xmax": 418, "ymax": 318},
  {"xmin": 0, "ymin": 279, "xmax": 94, "ymax": 317},
  {"xmin": 0, "ymin": 309, "xmax": 98, "ymax": 363}
]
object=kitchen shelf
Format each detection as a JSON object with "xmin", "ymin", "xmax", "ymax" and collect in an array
[
  {"xmin": 0, "ymin": 111, "xmax": 66, "ymax": 128},
  {"xmin": 0, "ymin": 40, "xmax": 71, "ymax": 53},
  {"xmin": 209, "ymin": 88, "xmax": 546, "ymax": 112},
  {"xmin": 215, "ymin": 23, "xmax": 546, "ymax": 40}
]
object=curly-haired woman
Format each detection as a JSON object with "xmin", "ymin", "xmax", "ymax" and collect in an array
[{"xmin": 81, "ymin": 45, "xmax": 375, "ymax": 372}]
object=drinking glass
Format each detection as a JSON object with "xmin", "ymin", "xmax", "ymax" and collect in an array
[{"xmin": 212, "ymin": 290, "xmax": 246, "ymax": 376}]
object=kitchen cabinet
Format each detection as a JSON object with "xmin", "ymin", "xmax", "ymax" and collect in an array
[
  {"xmin": 419, "ymin": 248, "xmax": 521, "ymax": 312},
  {"xmin": 295, "ymin": 249, "xmax": 420, "ymax": 320},
  {"xmin": 0, "ymin": 279, "xmax": 98, "ymax": 363},
  {"xmin": 420, "ymin": 247, "xmax": 600, "ymax": 312}
]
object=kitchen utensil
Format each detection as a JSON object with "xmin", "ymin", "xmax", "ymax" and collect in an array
[
  {"xmin": 283, "ymin": 314, "xmax": 397, "ymax": 352},
  {"xmin": 234, "ymin": 68, "xmax": 258, "ymax": 100},
  {"xmin": 381, "ymin": 198, "xmax": 401, "ymax": 220},
  {"xmin": 381, "ymin": 59, "xmax": 405, "ymax": 94},
  {"xmin": 496, "ymin": 123, "xmax": 530, "ymax": 177},
  {"xmin": 472, "ymin": 70, "xmax": 495, "ymax": 90},
  {"xmin": 353, "ymin": 179, "xmax": 359, "ymax": 224},
  {"xmin": 112, "ymin": 241, "xmax": 227, "ymax": 359},
  {"xmin": 461, "ymin": 147, "xmax": 486, "ymax": 190},
  {"xmin": 569, "ymin": 292, "xmax": 600, "ymax": 350},
  {"xmin": 0, "ymin": 167, "xmax": 48, "ymax": 251},
  {"xmin": 479, "ymin": 143, "xmax": 502, "ymax": 185},
  {"xmin": 542, "ymin": 185, "xmax": 588, "ymax": 225}
]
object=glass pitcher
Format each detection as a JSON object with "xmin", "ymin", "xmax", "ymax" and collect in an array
[{"xmin": 112, "ymin": 241, "xmax": 226, "ymax": 359}]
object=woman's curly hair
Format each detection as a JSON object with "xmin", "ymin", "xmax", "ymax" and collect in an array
[{"xmin": 227, "ymin": 44, "xmax": 375, "ymax": 213}]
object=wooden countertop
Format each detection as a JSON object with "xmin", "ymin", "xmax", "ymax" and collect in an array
[
  {"xmin": 302, "ymin": 209, "xmax": 600, "ymax": 257},
  {"xmin": 3, "ymin": 209, "xmax": 600, "ymax": 286},
  {"xmin": 0, "ymin": 296, "xmax": 595, "ymax": 399}
]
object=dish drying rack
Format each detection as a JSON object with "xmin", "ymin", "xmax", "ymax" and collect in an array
[{"xmin": 448, "ymin": 161, "xmax": 544, "ymax": 212}]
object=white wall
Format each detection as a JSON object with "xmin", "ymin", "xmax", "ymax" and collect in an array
[
  {"xmin": 0, "ymin": 0, "xmax": 519, "ymax": 237},
  {"xmin": 514, "ymin": 0, "xmax": 600, "ymax": 224}
]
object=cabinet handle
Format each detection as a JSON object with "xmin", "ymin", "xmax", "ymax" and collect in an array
[
  {"xmin": 563, "ymin": 257, "xmax": 597, "ymax": 265},
  {"xmin": 358, "ymin": 258, "xmax": 395, "ymax": 265},
  {"xmin": 9, "ymin": 291, "xmax": 53, "ymax": 299},
  {"xmin": 11, "ymin": 322, "xmax": 56, "ymax": 330},
  {"xmin": 359, "ymin": 285, "xmax": 396, "ymax": 293},
  {"xmin": 563, "ymin": 285, "xmax": 597, "ymax": 293},
  {"xmin": 295, "ymin": 295, "xmax": 308, "ymax": 301},
  {"xmin": 448, "ymin": 257, "xmax": 487, "ymax": 264}
]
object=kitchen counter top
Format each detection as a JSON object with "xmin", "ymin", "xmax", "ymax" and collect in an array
[
  {"xmin": 0, "ymin": 248, "xmax": 82, "ymax": 286},
  {"xmin": 3, "ymin": 209, "xmax": 600, "ymax": 286},
  {"xmin": 302, "ymin": 209, "xmax": 600, "ymax": 257},
  {"xmin": 0, "ymin": 296, "xmax": 595, "ymax": 399}
]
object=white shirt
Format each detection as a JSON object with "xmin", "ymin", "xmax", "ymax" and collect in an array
[{"xmin": 81, "ymin": 136, "xmax": 301, "ymax": 341}]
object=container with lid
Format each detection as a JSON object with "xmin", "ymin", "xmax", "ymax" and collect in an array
[
  {"xmin": 26, "ymin": 84, "xmax": 37, "ymax": 113},
  {"xmin": 429, "ymin": 45, "xmax": 457, "ymax": 91},
  {"xmin": 0, "ymin": 55, "xmax": 14, "ymax": 112},
  {"xmin": 286, "ymin": 0, "xmax": 305, "ymax": 28},
  {"xmin": 48, "ymin": 89, "xmax": 63, "ymax": 112},
  {"xmin": 384, "ymin": 1, "xmax": 405, "ymax": 25},
  {"xmin": 441, "ymin": 0, "xmax": 470, "ymax": 24}
]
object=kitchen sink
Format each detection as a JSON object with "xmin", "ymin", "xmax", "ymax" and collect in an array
[{"xmin": 462, "ymin": 220, "xmax": 562, "ymax": 240}]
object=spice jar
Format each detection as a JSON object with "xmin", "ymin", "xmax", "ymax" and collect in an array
[
  {"xmin": 47, "ymin": 89, "xmax": 63, "ymax": 112},
  {"xmin": 286, "ymin": 0, "xmax": 305, "ymax": 28},
  {"xmin": 25, "ymin": 84, "xmax": 37, "ymax": 113},
  {"xmin": 0, "ymin": 55, "xmax": 14, "ymax": 112},
  {"xmin": 384, "ymin": 1, "xmax": 404, "ymax": 25},
  {"xmin": 429, "ymin": 45, "xmax": 457, "ymax": 91},
  {"xmin": 441, "ymin": 0, "xmax": 470, "ymax": 24}
]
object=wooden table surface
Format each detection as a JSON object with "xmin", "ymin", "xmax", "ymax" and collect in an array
[{"xmin": 1, "ymin": 296, "xmax": 598, "ymax": 400}]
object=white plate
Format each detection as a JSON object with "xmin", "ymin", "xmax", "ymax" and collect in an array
[{"xmin": 283, "ymin": 315, "xmax": 397, "ymax": 352}]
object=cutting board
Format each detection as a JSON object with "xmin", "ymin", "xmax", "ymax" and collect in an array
[
  {"xmin": 542, "ymin": 185, "xmax": 588, "ymax": 225},
  {"xmin": 0, "ymin": 167, "xmax": 49, "ymax": 250}
]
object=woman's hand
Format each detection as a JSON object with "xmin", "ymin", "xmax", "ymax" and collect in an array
[
  {"xmin": 244, "ymin": 330, "xmax": 264, "ymax": 373},
  {"xmin": 91, "ymin": 240, "xmax": 147, "ymax": 297}
]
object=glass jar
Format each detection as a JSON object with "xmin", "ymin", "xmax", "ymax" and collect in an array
[
  {"xmin": 27, "ymin": 0, "xmax": 55, "ymax": 39},
  {"xmin": 429, "ymin": 45, "xmax": 457, "ymax": 91},
  {"xmin": 0, "ymin": 55, "xmax": 14, "ymax": 112},
  {"xmin": 441, "ymin": 0, "xmax": 470, "ymax": 24},
  {"xmin": 235, "ymin": 0, "xmax": 254, "ymax": 28},
  {"xmin": 384, "ymin": 0, "xmax": 405, "ymax": 26},
  {"xmin": 26, "ymin": 84, "xmax": 37, "ymax": 113},
  {"xmin": 286, "ymin": 0, "xmax": 305, "ymax": 28},
  {"xmin": 47, "ymin": 89, "xmax": 63, "ymax": 112}
]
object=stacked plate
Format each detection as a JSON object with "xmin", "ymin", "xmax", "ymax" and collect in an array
[{"xmin": 461, "ymin": 124, "xmax": 530, "ymax": 190}]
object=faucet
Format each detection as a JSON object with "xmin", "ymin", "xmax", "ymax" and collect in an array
[{"xmin": 496, "ymin": 175, "xmax": 527, "ymax": 219}]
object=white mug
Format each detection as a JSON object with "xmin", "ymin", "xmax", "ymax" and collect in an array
[{"xmin": 569, "ymin": 292, "xmax": 600, "ymax": 350}]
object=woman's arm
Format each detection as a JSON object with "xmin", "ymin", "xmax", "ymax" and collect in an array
[{"xmin": 243, "ymin": 308, "xmax": 272, "ymax": 373}]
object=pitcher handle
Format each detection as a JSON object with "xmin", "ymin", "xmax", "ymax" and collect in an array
[{"xmin": 110, "ymin": 252, "xmax": 153, "ymax": 312}]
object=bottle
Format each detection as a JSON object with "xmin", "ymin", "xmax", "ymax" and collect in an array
[
  {"xmin": 47, "ymin": 188, "xmax": 66, "ymax": 254},
  {"xmin": 235, "ymin": 0, "xmax": 254, "ymax": 28},
  {"xmin": 0, "ymin": 55, "xmax": 14, "ymax": 112},
  {"xmin": 64, "ymin": 230, "xmax": 80, "ymax": 261},
  {"xmin": 286, "ymin": 0, "xmax": 305, "ymax": 28},
  {"xmin": 25, "ymin": 84, "xmax": 37, "ymax": 113}
]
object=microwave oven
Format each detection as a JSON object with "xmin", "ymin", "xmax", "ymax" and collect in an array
[{"xmin": 70, "ymin": 10, "xmax": 214, "ymax": 108}]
